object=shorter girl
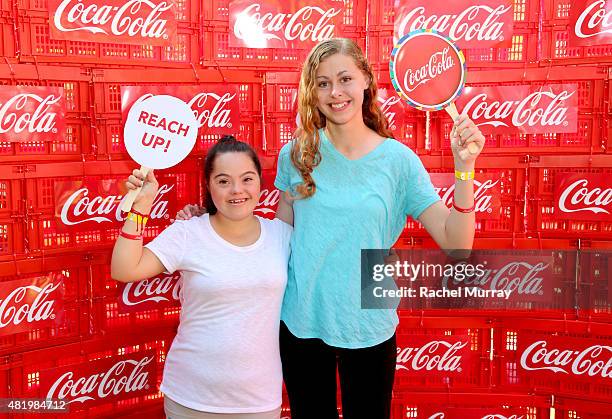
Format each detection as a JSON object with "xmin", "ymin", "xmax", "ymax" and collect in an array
[{"xmin": 111, "ymin": 136, "xmax": 292, "ymax": 419}]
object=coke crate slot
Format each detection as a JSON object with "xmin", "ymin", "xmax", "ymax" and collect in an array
[
  {"xmin": 463, "ymin": 29, "xmax": 538, "ymax": 68},
  {"xmin": 0, "ymin": 302, "xmax": 88, "ymax": 356},
  {"xmin": 265, "ymin": 116, "xmax": 296, "ymax": 153},
  {"xmin": 543, "ymin": 0, "xmax": 572, "ymax": 25},
  {"xmin": 0, "ymin": 16, "xmax": 16, "ymax": 58},
  {"xmin": 265, "ymin": 82, "xmax": 299, "ymax": 114},
  {"xmin": 528, "ymin": 167, "xmax": 612, "ymax": 239},
  {"xmin": 0, "ymin": 219, "xmax": 25, "ymax": 260},
  {"xmin": 18, "ymin": 15, "xmax": 198, "ymax": 66},
  {"xmin": 543, "ymin": 28, "xmax": 612, "ymax": 61},
  {"xmin": 0, "ymin": 119, "xmax": 93, "ymax": 161},
  {"xmin": 0, "ymin": 178, "xmax": 22, "ymax": 217},
  {"xmin": 494, "ymin": 326, "xmax": 612, "ymax": 401},
  {"xmin": 367, "ymin": 0, "xmax": 395, "ymax": 27},
  {"xmin": 366, "ymin": 30, "xmax": 394, "ymax": 67}
]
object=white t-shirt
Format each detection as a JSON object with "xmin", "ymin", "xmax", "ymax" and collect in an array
[{"xmin": 145, "ymin": 214, "xmax": 292, "ymax": 413}]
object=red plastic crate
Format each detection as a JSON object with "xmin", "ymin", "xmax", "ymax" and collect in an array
[
  {"xmin": 17, "ymin": 14, "xmax": 198, "ymax": 67},
  {"xmin": 22, "ymin": 159, "xmax": 200, "ymax": 254},
  {"xmin": 368, "ymin": 29, "xmax": 539, "ymax": 69},
  {"xmin": 201, "ymin": 25, "xmax": 366, "ymax": 69},
  {"xmin": 527, "ymin": 166, "xmax": 612, "ymax": 239},
  {"xmin": 0, "ymin": 219, "xmax": 25, "ymax": 261},
  {"xmin": 265, "ymin": 116, "xmax": 296, "ymax": 153},
  {"xmin": 494, "ymin": 319, "xmax": 612, "ymax": 402},
  {"xmin": 7, "ymin": 332, "xmax": 174, "ymax": 416},
  {"xmin": 577, "ymin": 250, "xmax": 611, "ymax": 321},
  {"xmin": 0, "ymin": 118, "xmax": 94, "ymax": 162},
  {"xmin": 543, "ymin": 28, "xmax": 612, "ymax": 61},
  {"xmin": 394, "ymin": 316, "xmax": 492, "ymax": 390},
  {"xmin": 392, "ymin": 392, "xmax": 548, "ymax": 419},
  {"xmin": 555, "ymin": 396, "xmax": 612, "ymax": 419}
]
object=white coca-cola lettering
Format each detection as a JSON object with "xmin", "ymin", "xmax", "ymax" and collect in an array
[
  {"xmin": 378, "ymin": 95, "xmax": 401, "ymax": 130},
  {"xmin": 482, "ymin": 416, "xmax": 525, "ymax": 419},
  {"xmin": 442, "ymin": 261, "xmax": 547, "ymax": 295},
  {"xmin": 462, "ymin": 90, "xmax": 575, "ymax": 128},
  {"xmin": 575, "ymin": 0, "xmax": 612, "ymax": 38},
  {"xmin": 428, "ymin": 414, "xmax": 445, "ymax": 419},
  {"xmin": 398, "ymin": 5, "xmax": 511, "ymax": 42},
  {"xmin": 0, "ymin": 94, "xmax": 60, "ymax": 134},
  {"xmin": 435, "ymin": 179, "xmax": 499, "ymax": 213},
  {"xmin": 234, "ymin": 3, "xmax": 341, "ymax": 43},
  {"xmin": 122, "ymin": 272, "xmax": 181, "ymax": 306},
  {"xmin": 396, "ymin": 340, "xmax": 466, "ymax": 372},
  {"xmin": 60, "ymin": 183, "xmax": 173, "ymax": 225},
  {"xmin": 187, "ymin": 93, "xmax": 235, "ymax": 129},
  {"xmin": 53, "ymin": 0, "xmax": 172, "ymax": 40},
  {"xmin": 46, "ymin": 356, "xmax": 153, "ymax": 404},
  {"xmin": 520, "ymin": 340, "xmax": 612, "ymax": 378},
  {"xmin": 558, "ymin": 179, "xmax": 612, "ymax": 214},
  {"xmin": 255, "ymin": 188, "xmax": 280, "ymax": 215},
  {"xmin": 404, "ymin": 47, "xmax": 454, "ymax": 93},
  {"xmin": 0, "ymin": 283, "xmax": 60, "ymax": 328}
]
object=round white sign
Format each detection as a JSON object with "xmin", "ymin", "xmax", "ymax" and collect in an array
[{"xmin": 124, "ymin": 95, "xmax": 198, "ymax": 169}]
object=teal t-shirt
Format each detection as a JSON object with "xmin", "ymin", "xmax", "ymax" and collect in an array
[{"xmin": 274, "ymin": 130, "xmax": 440, "ymax": 348}]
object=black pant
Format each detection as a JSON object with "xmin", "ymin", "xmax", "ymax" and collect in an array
[{"xmin": 280, "ymin": 322, "xmax": 396, "ymax": 419}]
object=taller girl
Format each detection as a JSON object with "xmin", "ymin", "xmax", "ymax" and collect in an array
[{"xmin": 275, "ymin": 38, "xmax": 485, "ymax": 419}]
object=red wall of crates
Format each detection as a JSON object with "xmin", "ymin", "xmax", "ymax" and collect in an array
[{"xmin": 0, "ymin": 0, "xmax": 610, "ymax": 417}]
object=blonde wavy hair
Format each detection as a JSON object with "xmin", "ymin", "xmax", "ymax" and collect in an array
[{"xmin": 291, "ymin": 38, "xmax": 394, "ymax": 199}]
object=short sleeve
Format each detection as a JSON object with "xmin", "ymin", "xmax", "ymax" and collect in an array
[
  {"xmin": 403, "ymin": 151, "xmax": 441, "ymax": 220},
  {"xmin": 144, "ymin": 220, "xmax": 188, "ymax": 273},
  {"xmin": 274, "ymin": 143, "xmax": 292, "ymax": 192}
]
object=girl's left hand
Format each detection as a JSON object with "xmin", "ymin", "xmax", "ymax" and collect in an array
[{"xmin": 450, "ymin": 115, "xmax": 485, "ymax": 168}]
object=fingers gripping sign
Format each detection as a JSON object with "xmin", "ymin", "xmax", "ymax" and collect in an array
[{"xmin": 121, "ymin": 94, "xmax": 198, "ymax": 212}]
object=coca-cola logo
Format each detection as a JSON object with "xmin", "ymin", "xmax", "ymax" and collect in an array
[
  {"xmin": 0, "ymin": 283, "xmax": 60, "ymax": 329},
  {"xmin": 396, "ymin": 4, "xmax": 512, "ymax": 45},
  {"xmin": 0, "ymin": 93, "xmax": 61, "ymax": 135},
  {"xmin": 575, "ymin": 0, "xmax": 612, "ymax": 39},
  {"xmin": 52, "ymin": 0, "xmax": 174, "ymax": 42},
  {"xmin": 121, "ymin": 272, "xmax": 181, "ymax": 306},
  {"xmin": 59, "ymin": 183, "xmax": 173, "ymax": 226},
  {"xmin": 435, "ymin": 179, "xmax": 500, "ymax": 214},
  {"xmin": 558, "ymin": 179, "xmax": 612, "ymax": 215},
  {"xmin": 377, "ymin": 95, "xmax": 402, "ymax": 131},
  {"xmin": 404, "ymin": 47, "xmax": 455, "ymax": 93},
  {"xmin": 442, "ymin": 261, "xmax": 548, "ymax": 296},
  {"xmin": 255, "ymin": 188, "xmax": 280, "ymax": 215},
  {"xmin": 520, "ymin": 340, "xmax": 612, "ymax": 379},
  {"xmin": 232, "ymin": 3, "xmax": 341, "ymax": 46},
  {"xmin": 46, "ymin": 355, "xmax": 153, "ymax": 404},
  {"xmin": 396, "ymin": 340, "xmax": 466, "ymax": 372},
  {"xmin": 462, "ymin": 89, "xmax": 575, "ymax": 129}
]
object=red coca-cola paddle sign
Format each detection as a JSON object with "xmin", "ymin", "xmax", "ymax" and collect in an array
[
  {"xmin": 121, "ymin": 94, "xmax": 198, "ymax": 212},
  {"xmin": 390, "ymin": 29, "xmax": 477, "ymax": 154}
]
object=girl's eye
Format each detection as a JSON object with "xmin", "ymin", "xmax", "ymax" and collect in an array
[
  {"xmin": 341, "ymin": 76, "xmax": 352, "ymax": 83},
  {"xmin": 318, "ymin": 81, "xmax": 329, "ymax": 88},
  {"xmin": 244, "ymin": 177, "xmax": 253, "ymax": 182},
  {"xmin": 218, "ymin": 179, "xmax": 229, "ymax": 185}
]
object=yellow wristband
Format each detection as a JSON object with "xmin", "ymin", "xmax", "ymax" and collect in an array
[
  {"xmin": 455, "ymin": 170, "xmax": 475, "ymax": 181},
  {"xmin": 126, "ymin": 212, "xmax": 148, "ymax": 226}
]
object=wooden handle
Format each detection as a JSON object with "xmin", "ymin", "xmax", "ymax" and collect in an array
[
  {"xmin": 120, "ymin": 166, "xmax": 150, "ymax": 213},
  {"xmin": 444, "ymin": 103, "xmax": 479, "ymax": 155}
]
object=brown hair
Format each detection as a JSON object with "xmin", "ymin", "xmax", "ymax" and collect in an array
[{"xmin": 291, "ymin": 38, "xmax": 394, "ymax": 198}]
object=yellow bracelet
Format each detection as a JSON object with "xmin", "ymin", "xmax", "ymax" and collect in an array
[
  {"xmin": 126, "ymin": 212, "xmax": 149, "ymax": 226},
  {"xmin": 455, "ymin": 170, "xmax": 475, "ymax": 181}
]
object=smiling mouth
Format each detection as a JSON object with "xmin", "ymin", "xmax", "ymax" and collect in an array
[
  {"xmin": 330, "ymin": 101, "xmax": 350, "ymax": 110},
  {"xmin": 228, "ymin": 198, "xmax": 248, "ymax": 204}
]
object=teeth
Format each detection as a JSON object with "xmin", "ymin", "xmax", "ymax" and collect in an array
[
  {"xmin": 229, "ymin": 199, "xmax": 247, "ymax": 203},
  {"xmin": 331, "ymin": 102, "xmax": 348, "ymax": 109}
]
